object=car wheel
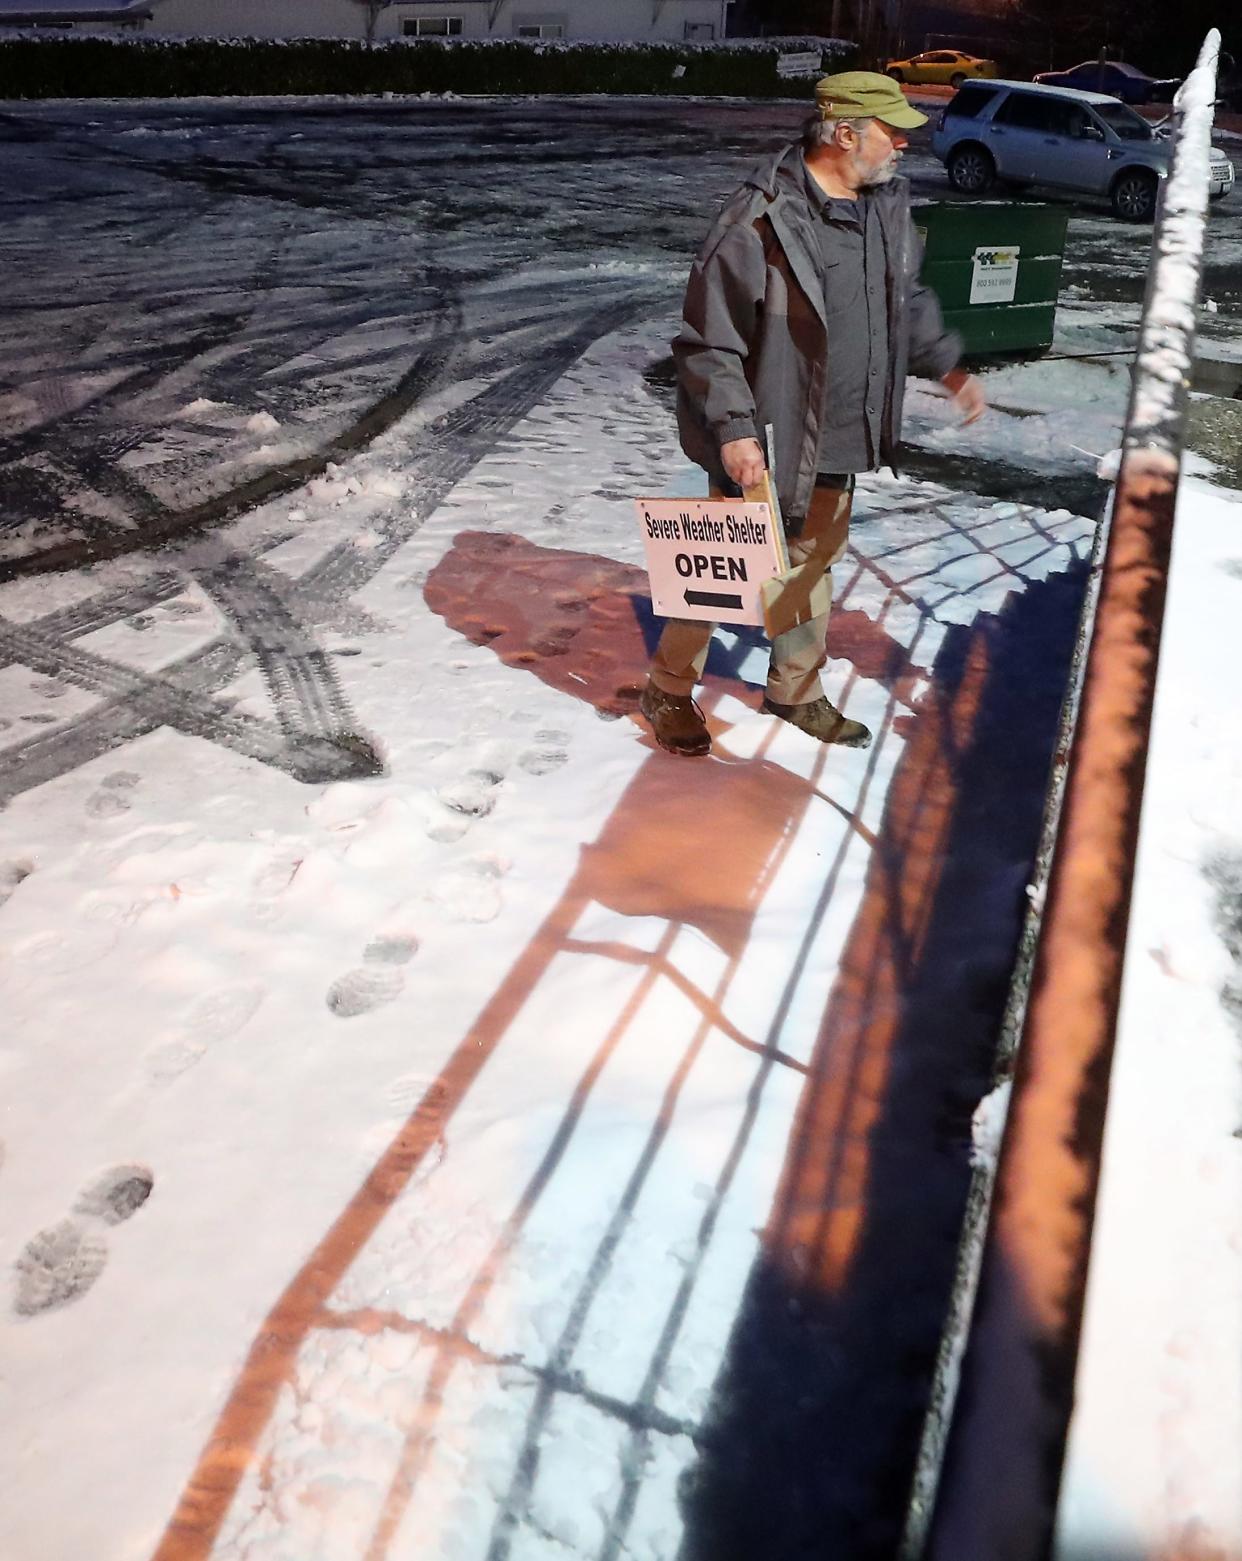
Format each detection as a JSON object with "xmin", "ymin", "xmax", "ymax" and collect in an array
[
  {"xmin": 947, "ymin": 144, "xmax": 996, "ymax": 195},
  {"xmin": 887, "ymin": 68, "xmax": 904, "ymax": 82},
  {"xmin": 950, "ymin": 72, "xmax": 966, "ymax": 87},
  {"xmin": 1111, "ymin": 169, "xmax": 1158, "ymax": 221}
]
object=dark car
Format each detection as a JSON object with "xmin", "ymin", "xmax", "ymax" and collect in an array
[
  {"xmin": 1033, "ymin": 60, "xmax": 1180, "ymax": 104},
  {"xmin": 1217, "ymin": 72, "xmax": 1242, "ymax": 111}
]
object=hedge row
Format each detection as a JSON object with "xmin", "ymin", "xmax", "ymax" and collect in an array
[{"xmin": 0, "ymin": 35, "xmax": 857, "ymax": 101}]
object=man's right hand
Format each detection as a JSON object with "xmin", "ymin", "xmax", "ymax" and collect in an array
[{"xmin": 720, "ymin": 437, "xmax": 766, "ymax": 491}]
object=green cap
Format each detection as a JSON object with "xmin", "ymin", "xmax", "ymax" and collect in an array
[{"xmin": 814, "ymin": 70, "xmax": 928, "ymax": 129}]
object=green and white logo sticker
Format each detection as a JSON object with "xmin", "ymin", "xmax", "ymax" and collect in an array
[{"xmin": 969, "ymin": 244, "xmax": 1020, "ymax": 304}]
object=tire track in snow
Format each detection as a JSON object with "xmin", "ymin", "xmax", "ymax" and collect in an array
[
  {"xmin": 0, "ymin": 615, "xmax": 377, "ymax": 798},
  {"xmin": 303, "ymin": 289, "xmax": 657, "ymax": 599},
  {"xmin": 0, "ymin": 574, "xmax": 186, "ymax": 672},
  {"xmin": 191, "ymin": 552, "xmax": 356, "ymax": 746},
  {"xmin": 0, "ymin": 282, "xmax": 472, "ymax": 579},
  {"xmin": 0, "ymin": 108, "xmax": 671, "ymax": 806},
  {"xmin": 0, "ymin": 310, "xmax": 252, "ymax": 467},
  {"xmin": 1, "ymin": 267, "xmax": 647, "ymax": 575},
  {"xmin": 0, "ymin": 290, "xmax": 657, "ymax": 801}
]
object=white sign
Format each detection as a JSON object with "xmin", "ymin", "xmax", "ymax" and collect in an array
[
  {"xmin": 969, "ymin": 243, "xmax": 1020, "ymax": 304},
  {"xmin": 635, "ymin": 498, "xmax": 785, "ymax": 626},
  {"xmin": 776, "ymin": 50, "xmax": 822, "ymax": 78}
]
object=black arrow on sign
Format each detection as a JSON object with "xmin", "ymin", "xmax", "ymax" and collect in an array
[{"xmin": 684, "ymin": 588, "xmax": 743, "ymax": 609}]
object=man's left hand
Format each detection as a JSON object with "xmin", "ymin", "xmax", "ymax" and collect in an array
[{"xmin": 941, "ymin": 368, "xmax": 987, "ymax": 425}]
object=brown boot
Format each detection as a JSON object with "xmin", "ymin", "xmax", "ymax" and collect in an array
[
  {"xmin": 640, "ymin": 680, "xmax": 711, "ymax": 756},
  {"xmin": 763, "ymin": 694, "xmax": 872, "ymax": 749}
]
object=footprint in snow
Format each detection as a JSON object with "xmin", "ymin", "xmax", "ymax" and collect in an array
[
  {"xmin": 14, "ymin": 1223, "xmax": 107, "ymax": 1317},
  {"xmin": 438, "ymin": 769, "xmax": 503, "ymax": 817},
  {"xmin": 185, "ymin": 984, "xmax": 266, "ymax": 1043},
  {"xmin": 250, "ymin": 854, "xmax": 304, "ymax": 922},
  {"xmin": 427, "ymin": 769, "xmax": 504, "ymax": 843},
  {"xmin": 364, "ymin": 934, "xmax": 420, "ymax": 965},
  {"xmin": 327, "ymin": 968, "xmax": 403, "ymax": 1018},
  {"xmin": 144, "ymin": 983, "xmax": 264, "ymax": 1082},
  {"xmin": 75, "ymin": 1164, "xmax": 156, "ymax": 1225},
  {"xmin": 18, "ymin": 924, "xmax": 117, "ymax": 974},
  {"xmin": 385, "ymin": 1071, "xmax": 435, "ymax": 1113},
  {"xmin": 85, "ymin": 771, "xmax": 141, "ymax": 820},
  {"xmin": 0, "ymin": 859, "xmax": 34, "ymax": 911},
  {"xmin": 327, "ymin": 933, "xmax": 418, "ymax": 1019},
  {"xmin": 14, "ymin": 1164, "xmax": 154, "ymax": 1317},
  {"xmin": 519, "ymin": 730, "xmax": 570, "ymax": 776}
]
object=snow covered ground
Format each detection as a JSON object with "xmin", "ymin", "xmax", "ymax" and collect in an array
[
  {"xmin": 0, "ymin": 96, "xmax": 1238, "ymax": 1561},
  {"xmin": 0, "ymin": 308, "xmax": 1098, "ymax": 1560}
]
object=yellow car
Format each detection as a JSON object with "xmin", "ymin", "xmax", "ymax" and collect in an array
[{"xmin": 885, "ymin": 49, "xmax": 997, "ymax": 87}]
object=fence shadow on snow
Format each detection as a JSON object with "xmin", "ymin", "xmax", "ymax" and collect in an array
[{"xmin": 151, "ymin": 525, "xmax": 1090, "ymax": 1559}]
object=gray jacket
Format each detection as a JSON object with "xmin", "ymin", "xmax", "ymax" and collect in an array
[{"xmin": 672, "ymin": 144, "xmax": 961, "ymax": 519}]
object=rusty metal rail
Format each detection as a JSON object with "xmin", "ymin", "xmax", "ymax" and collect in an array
[{"xmin": 901, "ymin": 29, "xmax": 1223, "ymax": 1561}]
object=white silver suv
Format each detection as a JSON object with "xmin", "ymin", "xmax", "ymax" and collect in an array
[{"xmin": 930, "ymin": 79, "xmax": 1235, "ymax": 220}]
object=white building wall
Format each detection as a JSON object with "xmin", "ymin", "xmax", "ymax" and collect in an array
[
  {"xmin": 148, "ymin": 0, "xmax": 731, "ymax": 43},
  {"xmin": 150, "ymin": 0, "xmax": 366, "ymax": 39},
  {"xmin": 372, "ymin": 4, "xmax": 489, "ymax": 40},
  {"xmin": 371, "ymin": 0, "xmax": 732, "ymax": 43}
]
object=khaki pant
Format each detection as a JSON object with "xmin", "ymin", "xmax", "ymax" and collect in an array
[{"xmin": 649, "ymin": 479, "xmax": 853, "ymax": 705}]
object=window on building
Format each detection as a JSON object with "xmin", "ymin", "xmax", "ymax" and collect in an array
[
  {"xmin": 516, "ymin": 23, "xmax": 565, "ymax": 38},
  {"xmin": 684, "ymin": 22, "xmax": 715, "ymax": 39},
  {"xmin": 403, "ymin": 16, "xmax": 463, "ymax": 35}
]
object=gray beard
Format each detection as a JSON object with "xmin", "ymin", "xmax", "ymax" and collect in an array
[{"xmin": 858, "ymin": 161, "xmax": 900, "ymax": 189}]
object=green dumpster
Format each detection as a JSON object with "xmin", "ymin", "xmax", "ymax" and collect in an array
[{"xmin": 914, "ymin": 202, "xmax": 1070, "ymax": 356}]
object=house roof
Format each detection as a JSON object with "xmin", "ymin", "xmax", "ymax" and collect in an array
[{"xmin": 0, "ymin": 0, "xmax": 151, "ymax": 14}]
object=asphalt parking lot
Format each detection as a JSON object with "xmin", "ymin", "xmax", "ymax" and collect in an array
[{"xmin": 0, "ymin": 92, "xmax": 1238, "ymax": 566}]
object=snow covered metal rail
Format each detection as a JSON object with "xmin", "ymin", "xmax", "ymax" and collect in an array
[{"xmin": 903, "ymin": 30, "xmax": 1224, "ymax": 1561}]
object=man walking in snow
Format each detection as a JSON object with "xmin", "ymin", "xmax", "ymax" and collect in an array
[{"xmin": 640, "ymin": 71, "xmax": 985, "ymax": 758}]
